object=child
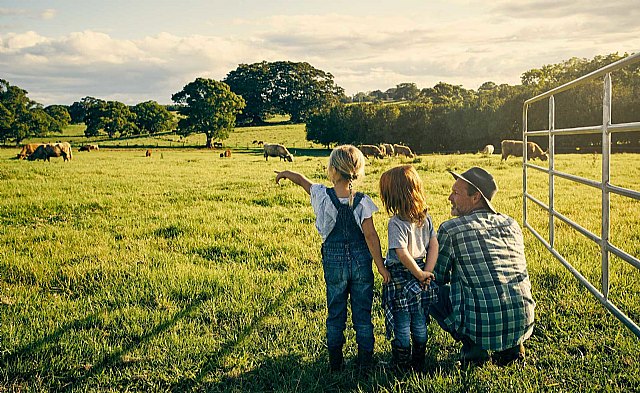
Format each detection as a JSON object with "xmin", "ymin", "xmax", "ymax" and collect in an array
[
  {"xmin": 378, "ymin": 165, "xmax": 438, "ymax": 372},
  {"xmin": 275, "ymin": 145, "xmax": 390, "ymax": 372}
]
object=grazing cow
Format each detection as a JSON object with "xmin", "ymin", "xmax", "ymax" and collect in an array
[
  {"xmin": 359, "ymin": 144, "xmax": 385, "ymax": 159},
  {"xmin": 17, "ymin": 143, "xmax": 44, "ymax": 159},
  {"xmin": 257, "ymin": 141, "xmax": 264, "ymax": 146},
  {"xmin": 28, "ymin": 142, "xmax": 72, "ymax": 162},
  {"xmin": 263, "ymin": 143, "xmax": 293, "ymax": 162},
  {"xmin": 213, "ymin": 142, "xmax": 223, "ymax": 148},
  {"xmin": 481, "ymin": 144, "xmax": 495, "ymax": 155},
  {"xmin": 501, "ymin": 140, "xmax": 548, "ymax": 161},
  {"xmin": 146, "ymin": 149, "xmax": 152, "ymax": 157},
  {"xmin": 393, "ymin": 144, "xmax": 415, "ymax": 158},
  {"xmin": 220, "ymin": 153, "xmax": 224, "ymax": 158},
  {"xmin": 79, "ymin": 144, "xmax": 99, "ymax": 152},
  {"xmin": 224, "ymin": 149, "xmax": 231, "ymax": 157},
  {"xmin": 381, "ymin": 143, "xmax": 395, "ymax": 157}
]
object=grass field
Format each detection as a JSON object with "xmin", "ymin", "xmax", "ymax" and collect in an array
[{"xmin": 1, "ymin": 125, "xmax": 639, "ymax": 392}]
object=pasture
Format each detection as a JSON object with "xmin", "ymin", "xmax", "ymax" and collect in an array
[{"xmin": 0, "ymin": 137, "xmax": 639, "ymax": 391}]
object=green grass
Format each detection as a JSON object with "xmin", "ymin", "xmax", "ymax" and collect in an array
[{"xmin": 1, "ymin": 132, "xmax": 639, "ymax": 391}]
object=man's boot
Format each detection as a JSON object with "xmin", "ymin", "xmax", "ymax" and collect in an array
[
  {"xmin": 328, "ymin": 346, "xmax": 344, "ymax": 372},
  {"xmin": 391, "ymin": 342, "xmax": 412, "ymax": 373},
  {"xmin": 492, "ymin": 343, "xmax": 525, "ymax": 366},
  {"xmin": 411, "ymin": 342, "xmax": 427, "ymax": 372}
]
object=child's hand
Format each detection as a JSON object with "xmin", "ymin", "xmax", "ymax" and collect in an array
[
  {"xmin": 421, "ymin": 270, "xmax": 435, "ymax": 288},
  {"xmin": 377, "ymin": 265, "xmax": 391, "ymax": 285},
  {"xmin": 274, "ymin": 170, "xmax": 287, "ymax": 185}
]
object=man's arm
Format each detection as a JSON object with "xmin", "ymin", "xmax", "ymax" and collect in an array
[{"xmin": 433, "ymin": 229, "xmax": 453, "ymax": 284}]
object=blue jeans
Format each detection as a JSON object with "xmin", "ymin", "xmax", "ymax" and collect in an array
[
  {"xmin": 392, "ymin": 308, "xmax": 428, "ymax": 349},
  {"xmin": 322, "ymin": 242, "xmax": 375, "ymax": 352}
]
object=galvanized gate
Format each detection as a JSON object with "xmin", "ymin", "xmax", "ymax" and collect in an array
[{"xmin": 522, "ymin": 52, "xmax": 640, "ymax": 338}]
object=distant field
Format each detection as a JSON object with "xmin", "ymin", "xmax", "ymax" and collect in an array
[{"xmin": 1, "ymin": 128, "xmax": 639, "ymax": 391}]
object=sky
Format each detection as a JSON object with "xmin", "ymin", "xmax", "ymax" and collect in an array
[{"xmin": 1, "ymin": 0, "xmax": 638, "ymax": 106}]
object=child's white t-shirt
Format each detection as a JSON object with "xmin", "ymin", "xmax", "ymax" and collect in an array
[{"xmin": 309, "ymin": 183, "xmax": 379, "ymax": 242}]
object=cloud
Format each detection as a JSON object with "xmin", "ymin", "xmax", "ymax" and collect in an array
[
  {"xmin": 1, "ymin": 5, "xmax": 638, "ymax": 105},
  {"xmin": 41, "ymin": 9, "xmax": 56, "ymax": 20}
]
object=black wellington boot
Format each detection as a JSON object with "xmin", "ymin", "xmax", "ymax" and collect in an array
[
  {"xmin": 391, "ymin": 342, "xmax": 412, "ymax": 373},
  {"xmin": 328, "ymin": 346, "xmax": 344, "ymax": 372},
  {"xmin": 411, "ymin": 342, "xmax": 426, "ymax": 372}
]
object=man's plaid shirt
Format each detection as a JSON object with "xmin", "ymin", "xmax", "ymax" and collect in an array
[{"xmin": 434, "ymin": 209, "xmax": 535, "ymax": 351}]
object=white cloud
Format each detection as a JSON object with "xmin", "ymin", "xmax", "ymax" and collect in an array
[
  {"xmin": 41, "ymin": 8, "xmax": 56, "ymax": 20},
  {"xmin": 1, "ymin": 3, "xmax": 638, "ymax": 106}
]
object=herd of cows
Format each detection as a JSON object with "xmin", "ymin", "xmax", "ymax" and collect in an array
[{"xmin": 14, "ymin": 139, "xmax": 549, "ymax": 163}]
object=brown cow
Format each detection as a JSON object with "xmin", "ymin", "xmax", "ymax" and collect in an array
[
  {"xmin": 79, "ymin": 144, "xmax": 99, "ymax": 152},
  {"xmin": 263, "ymin": 143, "xmax": 293, "ymax": 162},
  {"xmin": 224, "ymin": 149, "xmax": 231, "ymax": 157},
  {"xmin": 381, "ymin": 143, "xmax": 395, "ymax": 157},
  {"xmin": 146, "ymin": 149, "xmax": 152, "ymax": 157},
  {"xmin": 17, "ymin": 143, "xmax": 44, "ymax": 159},
  {"xmin": 393, "ymin": 144, "xmax": 415, "ymax": 158},
  {"xmin": 359, "ymin": 144, "xmax": 385, "ymax": 159},
  {"xmin": 27, "ymin": 142, "xmax": 72, "ymax": 162},
  {"xmin": 501, "ymin": 140, "xmax": 548, "ymax": 161}
]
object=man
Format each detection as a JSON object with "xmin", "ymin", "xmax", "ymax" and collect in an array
[{"xmin": 431, "ymin": 167, "xmax": 535, "ymax": 365}]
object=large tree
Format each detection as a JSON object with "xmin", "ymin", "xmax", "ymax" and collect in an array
[
  {"xmin": 131, "ymin": 100, "xmax": 175, "ymax": 134},
  {"xmin": 44, "ymin": 105, "xmax": 71, "ymax": 131},
  {"xmin": 224, "ymin": 61, "xmax": 344, "ymax": 125},
  {"xmin": 171, "ymin": 78, "xmax": 245, "ymax": 148},
  {"xmin": 84, "ymin": 99, "xmax": 138, "ymax": 138},
  {"xmin": 0, "ymin": 79, "xmax": 59, "ymax": 144}
]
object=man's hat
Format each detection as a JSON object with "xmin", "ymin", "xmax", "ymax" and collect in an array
[{"xmin": 448, "ymin": 167, "xmax": 498, "ymax": 214}]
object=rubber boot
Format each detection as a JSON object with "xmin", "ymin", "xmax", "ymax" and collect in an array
[
  {"xmin": 356, "ymin": 347, "xmax": 375, "ymax": 375},
  {"xmin": 328, "ymin": 346, "xmax": 344, "ymax": 372},
  {"xmin": 411, "ymin": 342, "xmax": 426, "ymax": 372},
  {"xmin": 391, "ymin": 342, "xmax": 412, "ymax": 373}
]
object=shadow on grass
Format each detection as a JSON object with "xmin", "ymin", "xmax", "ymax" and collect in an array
[
  {"xmin": 192, "ymin": 341, "xmax": 490, "ymax": 392},
  {"xmin": 170, "ymin": 286, "xmax": 298, "ymax": 392}
]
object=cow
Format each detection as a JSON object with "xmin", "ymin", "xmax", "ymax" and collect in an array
[
  {"xmin": 27, "ymin": 142, "xmax": 72, "ymax": 162},
  {"xmin": 146, "ymin": 149, "xmax": 152, "ymax": 157},
  {"xmin": 220, "ymin": 153, "xmax": 224, "ymax": 158},
  {"xmin": 17, "ymin": 143, "xmax": 44, "ymax": 159},
  {"xmin": 501, "ymin": 140, "xmax": 548, "ymax": 161},
  {"xmin": 393, "ymin": 144, "xmax": 415, "ymax": 158},
  {"xmin": 263, "ymin": 143, "xmax": 293, "ymax": 162},
  {"xmin": 381, "ymin": 143, "xmax": 395, "ymax": 157},
  {"xmin": 359, "ymin": 144, "xmax": 385, "ymax": 159},
  {"xmin": 79, "ymin": 144, "xmax": 99, "ymax": 152},
  {"xmin": 213, "ymin": 142, "xmax": 223, "ymax": 148},
  {"xmin": 481, "ymin": 144, "xmax": 495, "ymax": 155},
  {"xmin": 224, "ymin": 149, "xmax": 231, "ymax": 158},
  {"xmin": 257, "ymin": 141, "xmax": 264, "ymax": 146}
]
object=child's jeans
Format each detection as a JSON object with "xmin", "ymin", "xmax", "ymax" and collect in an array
[
  {"xmin": 322, "ymin": 242, "xmax": 375, "ymax": 352},
  {"xmin": 391, "ymin": 308, "xmax": 428, "ymax": 348}
]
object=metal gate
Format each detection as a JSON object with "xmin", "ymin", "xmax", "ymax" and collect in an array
[{"xmin": 522, "ymin": 52, "xmax": 640, "ymax": 337}]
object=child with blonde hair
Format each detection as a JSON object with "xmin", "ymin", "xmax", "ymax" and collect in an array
[
  {"xmin": 275, "ymin": 145, "xmax": 390, "ymax": 372},
  {"xmin": 379, "ymin": 165, "xmax": 438, "ymax": 372}
]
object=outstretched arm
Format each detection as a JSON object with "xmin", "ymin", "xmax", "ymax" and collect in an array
[{"xmin": 274, "ymin": 170, "xmax": 313, "ymax": 195}]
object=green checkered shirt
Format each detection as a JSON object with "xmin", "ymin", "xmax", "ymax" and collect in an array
[{"xmin": 434, "ymin": 209, "xmax": 535, "ymax": 351}]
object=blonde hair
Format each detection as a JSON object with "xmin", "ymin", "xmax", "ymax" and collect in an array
[
  {"xmin": 379, "ymin": 165, "xmax": 428, "ymax": 225},
  {"xmin": 328, "ymin": 145, "xmax": 366, "ymax": 207}
]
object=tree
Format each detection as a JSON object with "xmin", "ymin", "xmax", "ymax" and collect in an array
[
  {"xmin": 68, "ymin": 96, "xmax": 102, "ymax": 124},
  {"xmin": 171, "ymin": 78, "xmax": 245, "ymax": 148},
  {"xmin": 132, "ymin": 100, "xmax": 175, "ymax": 134},
  {"xmin": 84, "ymin": 100, "xmax": 138, "ymax": 138},
  {"xmin": 44, "ymin": 105, "xmax": 71, "ymax": 131},
  {"xmin": 224, "ymin": 61, "xmax": 344, "ymax": 125},
  {"xmin": 394, "ymin": 83, "xmax": 420, "ymax": 101},
  {"xmin": 0, "ymin": 79, "xmax": 58, "ymax": 144}
]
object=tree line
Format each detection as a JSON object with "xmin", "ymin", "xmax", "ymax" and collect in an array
[
  {"xmin": 308, "ymin": 53, "xmax": 640, "ymax": 153},
  {"xmin": 2, "ymin": 53, "xmax": 638, "ymax": 151}
]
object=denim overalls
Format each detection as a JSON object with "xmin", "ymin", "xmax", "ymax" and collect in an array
[{"xmin": 321, "ymin": 188, "xmax": 375, "ymax": 352}]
